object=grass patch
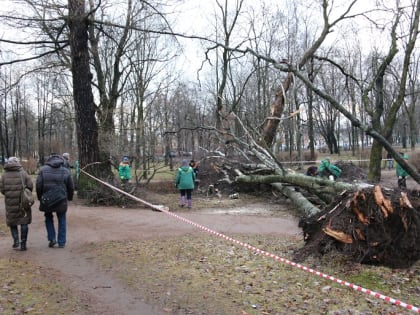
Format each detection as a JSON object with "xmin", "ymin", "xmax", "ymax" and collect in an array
[
  {"xmin": 346, "ymin": 270, "xmax": 389, "ymax": 293},
  {"xmin": 85, "ymin": 234, "xmax": 420, "ymax": 314},
  {"xmin": 0, "ymin": 258, "xmax": 92, "ymax": 315}
]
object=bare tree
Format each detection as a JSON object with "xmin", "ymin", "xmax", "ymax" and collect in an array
[
  {"xmin": 88, "ymin": 0, "xmax": 134, "ymax": 151},
  {"xmin": 212, "ymin": 0, "xmax": 245, "ymax": 131},
  {"xmin": 363, "ymin": 1, "xmax": 420, "ymax": 182}
]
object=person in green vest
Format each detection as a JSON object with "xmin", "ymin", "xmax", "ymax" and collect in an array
[
  {"xmin": 175, "ymin": 159, "xmax": 196, "ymax": 208},
  {"xmin": 396, "ymin": 153, "xmax": 409, "ymax": 189},
  {"xmin": 318, "ymin": 158, "xmax": 342, "ymax": 180}
]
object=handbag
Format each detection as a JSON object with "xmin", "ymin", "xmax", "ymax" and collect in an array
[
  {"xmin": 39, "ymin": 187, "xmax": 67, "ymax": 212},
  {"xmin": 20, "ymin": 171, "xmax": 35, "ymax": 210}
]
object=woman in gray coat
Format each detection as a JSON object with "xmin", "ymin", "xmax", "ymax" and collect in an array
[{"xmin": 0, "ymin": 157, "xmax": 34, "ymax": 251}]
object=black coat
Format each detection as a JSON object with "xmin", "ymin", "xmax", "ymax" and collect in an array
[{"xmin": 36, "ymin": 155, "xmax": 74, "ymax": 213}]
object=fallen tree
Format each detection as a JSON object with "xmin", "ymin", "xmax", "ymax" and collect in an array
[
  {"xmin": 197, "ymin": 153, "xmax": 420, "ymax": 268},
  {"xmin": 236, "ymin": 172, "xmax": 357, "ymax": 210}
]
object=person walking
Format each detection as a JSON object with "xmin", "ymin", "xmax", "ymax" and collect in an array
[
  {"xmin": 175, "ymin": 159, "xmax": 196, "ymax": 208},
  {"xmin": 396, "ymin": 153, "xmax": 409, "ymax": 189},
  {"xmin": 36, "ymin": 153, "xmax": 74, "ymax": 248},
  {"xmin": 386, "ymin": 151, "xmax": 393, "ymax": 170},
  {"xmin": 0, "ymin": 157, "xmax": 34, "ymax": 251}
]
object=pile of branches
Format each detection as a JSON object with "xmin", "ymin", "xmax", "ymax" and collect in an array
[{"xmin": 294, "ymin": 186, "xmax": 420, "ymax": 268}]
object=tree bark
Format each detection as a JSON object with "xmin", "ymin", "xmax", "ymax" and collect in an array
[
  {"xmin": 68, "ymin": 0, "xmax": 105, "ymax": 194},
  {"xmin": 271, "ymin": 183, "xmax": 322, "ymax": 217},
  {"xmin": 367, "ymin": 140, "xmax": 383, "ymax": 183},
  {"xmin": 262, "ymin": 73, "xmax": 293, "ymax": 147},
  {"xmin": 236, "ymin": 173, "xmax": 356, "ymax": 205},
  {"xmin": 68, "ymin": 0, "xmax": 99, "ymax": 168}
]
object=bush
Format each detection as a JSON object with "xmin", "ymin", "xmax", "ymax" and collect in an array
[{"xmin": 21, "ymin": 157, "xmax": 38, "ymax": 175}]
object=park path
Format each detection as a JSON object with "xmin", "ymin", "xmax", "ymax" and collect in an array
[{"xmin": 0, "ymin": 197, "xmax": 300, "ymax": 315}]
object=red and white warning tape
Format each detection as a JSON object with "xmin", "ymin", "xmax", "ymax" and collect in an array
[
  {"xmin": 81, "ymin": 169, "xmax": 420, "ymax": 314},
  {"xmin": 80, "ymin": 168, "xmax": 166, "ymax": 211}
]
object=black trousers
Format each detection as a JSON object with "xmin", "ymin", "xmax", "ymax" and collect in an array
[{"xmin": 398, "ymin": 176, "xmax": 407, "ymax": 189}]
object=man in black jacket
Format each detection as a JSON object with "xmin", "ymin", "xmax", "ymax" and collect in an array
[{"xmin": 36, "ymin": 153, "xmax": 74, "ymax": 248}]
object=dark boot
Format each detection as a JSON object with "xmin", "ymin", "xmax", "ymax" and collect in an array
[
  {"xmin": 10, "ymin": 226, "xmax": 19, "ymax": 249},
  {"xmin": 20, "ymin": 224, "xmax": 28, "ymax": 251}
]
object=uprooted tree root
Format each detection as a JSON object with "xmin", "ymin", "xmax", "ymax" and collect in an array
[{"xmin": 294, "ymin": 186, "xmax": 420, "ymax": 269}]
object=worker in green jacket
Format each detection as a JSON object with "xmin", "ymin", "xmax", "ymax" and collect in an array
[
  {"xmin": 396, "ymin": 153, "xmax": 409, "ymax": 189},
  {"xmin": 318, "ymin": 158, "xmax": 342, "ymax": 180}
]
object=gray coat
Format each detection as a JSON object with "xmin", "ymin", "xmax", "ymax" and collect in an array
[
  {"xmin": 0, "ymin": 162, "xmax": 34, "ymax": 226},
  {"xmin": 36, "ymin": 155, "xmax": 74, "ymax": 213}
]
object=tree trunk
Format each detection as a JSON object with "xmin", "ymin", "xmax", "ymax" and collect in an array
[
  {"xmin": 271, "ymin": 183, "xmax": 321, "ymax": 217},
  {"xmin": 262, "ymin": 73, "xmax": 293, "ymax": 147},
  {"xmin": 306, "ymin": 60, "xmax": 316, "ymax": 161},
  {"xmin": 367, "ymin": 140, "xmax": 383, "ymax": 183},
  {"xmin": 68, "ymin": 0, "xmax": 103, "ymax": 193},
  {"xmin": 236, "ymin": 173, "xmax": 355, "ymax": 205}
]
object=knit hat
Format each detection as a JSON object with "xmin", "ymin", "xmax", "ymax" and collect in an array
[
  {"xmin": 181, "ymin": 159, "xmax": 189, "ymax": 167},
  {"xmin": 122, "ymin": 156, "xmax": 129, "ymax": 162},
  {"xmin": 7, "ymin": 156, "xmax": 19, "ymax": 164},
  {"xmin": 63, "ymin": 152, "xmax": 70, "ymax": 160}
]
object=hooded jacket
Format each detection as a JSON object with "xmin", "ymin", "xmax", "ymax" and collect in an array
[
  {"xmin": 175, "ymin": 160, "xmax": 195, "ymax": 190},
  {"xmin": 0, "ymin": 160, "xmax": 34, "ymax": 226},
  {"xmin": 36, "ymin": 155, "xmax": 74, "ymax": 213},
  {"xmin": 396, "ymin": 155, "xmax": 409, "ymax": 178},
  {"xmin": 318, "ymin": 159, "xmax": 342, "ymax": 178},
  {"xmin": 118, "ymin": 160, "xmax": 131, "ymax": 180}
]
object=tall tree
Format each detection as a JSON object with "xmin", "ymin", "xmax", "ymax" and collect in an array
[
  {"xmin": 364, "ymin": 1, "xmax": 420, "ymax": 182},
  {"xmin": 213, "ymin": 0, "xmax": 245, "ymax": 131},
  {"xmin": 68, "ymin": 0, "xmax": 100, "ymax": 170},
  {"xmin": 88, "ymin": 0, "xmax": 133, "ymax": 151}
]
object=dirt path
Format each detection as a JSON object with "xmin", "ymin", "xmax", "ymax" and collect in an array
[{"xmin": 0, "ymin": 196, "xmax": 301, "ymax": 315}]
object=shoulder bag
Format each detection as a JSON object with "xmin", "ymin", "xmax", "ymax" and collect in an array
[
  {"xmin": 20, "ymin": 171, "xmax": 35, "ymax": 210},
  {"xmin": 39, "ymin": 171, "xmax": 67, "ymax": 212}
]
